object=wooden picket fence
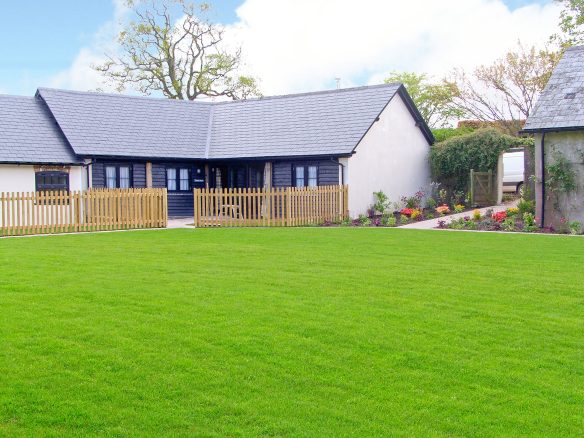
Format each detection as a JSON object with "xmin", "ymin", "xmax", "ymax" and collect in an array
[
  {"xmin": 0, "ymin": 188, "xmax": 167, "ymax": 237},
  {"xmin": 194, "ymin": 185, "xmax": 349, "ymax": 227}
]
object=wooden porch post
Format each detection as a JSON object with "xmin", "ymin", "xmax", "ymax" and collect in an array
[
  {"xmin": 204, "ymin": 164, "xmax": 210, "ymax": 189},
  {"xmin": 263, "ymin": 162, "xmax": 272, "ymax": 190},
  {"xmin": 146, "ymin": 162, "xmax": 153, "ymax": 188}
]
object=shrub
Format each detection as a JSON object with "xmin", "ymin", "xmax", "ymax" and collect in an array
[
  {"xmin": 425, "ymin": 197, "xmax": 437, "ymax": 210},
  {"xmin": 517, "ymin": 198, "xmax": 535, "ymax": 216},
  {"xmin": 472, "ymin": 209, "xmax": 481, "ymax": 221},
  {"xmin": 569, "ymin": 221, "xmax": 582, "ymax": 235},
  {"xmin": 430, "ymin": 128, "xmax": 532, "ymax": 193},
  {"xmin": 400, "ymin": 215, "xmax": 409, "ymax": 225},
  {"xmin": 523, "ymin": 213, "xmax": 537, "ymax": 232},
  {"xmin": 454, "ymin": 204, "xmax": 465, "ymax": 213},
  {"xmin": 400, "ymin": 190, "xmax": 425, "ymax": 210},
  {"xmin": 400, "ymin": 208, "xmax": 414, "ymax": 217},
  {"xmin": 380, "ymin": 213, "xmax": 392, "ymax": 226},
  {"xmin": 372, "ymin": 191, "xmax": 390, "ymax": 214},
  {"xmin": 502, "ymin": 217, "xmax": 516, "ymax": 232},
  {"xmin": 449, "ymin": 218, "xmax": 466, "ymax": 230},
  {"xmin": 431, "ymin": 125, "xmax": 475, "ymax": 143},
  {"xmin": 358, "ymin": 215, "xmax": 371, "ymax": 226},
  {"xmin": 426, "ymin": 212, "xmax": 435, "ymax": 219},
  {"xmin": 451, "ymin": 190, "xmax": 466, "ymax": 206}
]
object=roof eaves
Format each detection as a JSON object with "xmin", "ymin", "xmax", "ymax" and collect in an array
[
  {"xmin": 520, "ymin": 125, "xmax": 584, "ymax": 134},
  {"xmin": 396, "ymin": 86, "xmax": 435, "ymax": 144}
]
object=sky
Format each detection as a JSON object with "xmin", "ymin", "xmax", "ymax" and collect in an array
[{"xmin": 0, "ymin": 0, "xmax": 562, "ymax": 97}]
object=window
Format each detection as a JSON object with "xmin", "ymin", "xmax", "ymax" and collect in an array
[
  {"xmin": 105, "ymin": 165, "xmax": 132, "ymax": 189},
  {"xmin": 166, "ymin": 168, "xmax": 177, "ymax": 191},
  {"xmin": 179, "ymin": 168, "xmax": 189, "ymax": 191},
  {"xmin": 308, "ymin": 166, "xmax": 317, "ymax": 187},
  {"xmin": 166, "ymin": 167, "xmax": 190, "ymax": 191},
  {"xmin": 293, "ymin": 165, "xmax": 318, "ymax": 187},
  {"xmin": 35, "ymin": 171, "xmax": 69, "ymax": 192},
  {"xmin": 295, "ymin": 166, "xmax": 305, "ymax": 187},
  {"xmin": 119, "ymin": 167, "xmax": 130, "ymax": 188}
]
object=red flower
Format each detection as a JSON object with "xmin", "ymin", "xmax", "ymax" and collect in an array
[
  {"xmin": 492, "ymin": 211, "xmax": 507, "ymax": 223},
  {"xmin": 400, "ymin": 208, "xmax": 414, "ymax": 217}
]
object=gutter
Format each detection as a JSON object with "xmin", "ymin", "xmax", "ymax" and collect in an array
[{"xmin": 331, "ymin": 157, "xmax": 345, "ymax": 185}]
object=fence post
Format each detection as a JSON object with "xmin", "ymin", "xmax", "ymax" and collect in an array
[
  {"xmin": 470, "ymin": 169, "xmax": 475, "ymax": 207},
  {"xmin": 193, "ymin": 189, "xmax": 200, "ymax": 227},
  {"xmin": 286, "ymin": 187, "xmax": 291, "ymax": 227},
  {"xmin": 488, "ymin": 169, "xmax": 493, "ymax": 204},
  {"xmin": 0, "ymin": 192, "xmax": 4, "ymax": 237}
]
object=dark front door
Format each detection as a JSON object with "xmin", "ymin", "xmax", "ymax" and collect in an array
[{"xmin": 192, "ymin": 164, "xmax": 205, "ymax": 189}]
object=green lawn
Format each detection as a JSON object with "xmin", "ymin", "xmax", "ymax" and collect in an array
[{"xmin": 1, "ymin": 228, "xmax": 583, "ymax": 437}]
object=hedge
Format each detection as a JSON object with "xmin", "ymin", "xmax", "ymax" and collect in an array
[{"xmin": 430, "ymin": 128, "xmax": 533, "ymax": 193}]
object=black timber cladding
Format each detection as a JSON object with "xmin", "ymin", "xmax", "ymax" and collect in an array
[
  {"xmin": 272, "ymin": 159, "xmax": 339, "ymax": 187},
  {"xmin": 91, "ymin": 161, "xmax": 147, "ymax": 188}
]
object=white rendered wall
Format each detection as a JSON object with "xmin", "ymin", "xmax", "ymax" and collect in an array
[
  {"xmin": 0, "ymin": 164, "xmax": 85, "ymax": 192},
  {"xmin": 345, "ymin": 94, "xmax": 431, "ymax": 217},
  {"xmin": 0, "ymin": 165, "xmax": 36, "ymax": 192}
]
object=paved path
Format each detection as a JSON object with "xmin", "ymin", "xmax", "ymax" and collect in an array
[
  {"xmin": 400, "ymin": 203, "xmax": 512, "ymax": 230},
  {"xmin": 167, "ymin": 217, "xmax": 194, "ymax": 229}
]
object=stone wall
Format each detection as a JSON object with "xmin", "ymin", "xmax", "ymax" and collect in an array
[{"xmin": 534, "ymin": 132, "xmax": 584, "ymax": 228}]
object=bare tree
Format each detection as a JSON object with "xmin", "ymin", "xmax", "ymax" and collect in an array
[
  {"xmin": 94, "ymin": 0, "xmax": 260, "ymax": 100},
  {"xmin": 447, "ymin": 44, "xmax": 560, "ymax": 134}
]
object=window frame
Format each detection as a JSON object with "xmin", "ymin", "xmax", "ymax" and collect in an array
[
  {"xmin": 292, "ymin": 164, "xmax": 319, "ymax": 187},
  {"xmin": 166, "ymin": 166, "xmax": 191, "ymax": 192},
  {"xmin": 35, "ymin": 171, "xmax": 70, "ymax": 192},
  {"xmin": 104, "ymin": 165, "xmax": 133, "ymax": 189}
]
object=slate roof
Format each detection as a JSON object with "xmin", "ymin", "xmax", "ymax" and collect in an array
[
  {"xmin": 0, "ymin": 95, "xmax": 80, "ymax": 164},
  {"xmin": 524, "ymin": 45, "xmax": 584, "ymax": 132},
  {"xmin": 38, "ymin": 87, "xmax": 212, "ymax": 159},
  {"xmin": 208, "ymin": 83, "xmax": 405, "ymax": 159},
  {"xmin": 1, "ymin": 83, "xmax": 431, "ymax": 163}
]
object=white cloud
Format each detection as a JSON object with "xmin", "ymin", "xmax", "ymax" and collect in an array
[
  {"xmin": 51, "ymin": 0, "xmax": 562, "ymax": 96},
  {"xmin": 227, "ymin": 0, "xmax": 562, "ymax": 94},
  {"xmin": 48, "ymin": 0, "xmax": 129, "ymax": 91}
]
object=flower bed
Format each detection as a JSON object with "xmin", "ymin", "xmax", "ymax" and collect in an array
[
  {"xmin": 320, "ymin": 189, "xmax": 475, "ymax": 228},
  {"xmin": 436, "ymin": 207, "xmax": 583, "ymax": 235}
]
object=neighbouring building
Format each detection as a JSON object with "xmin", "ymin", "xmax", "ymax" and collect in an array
[
  {"xmin": 523, "ymin": 45, "xmax": 584, "ymax": 228},
  {"xmin": 0, "ymin": 83, "xmax": 433, "ymax": 218}
]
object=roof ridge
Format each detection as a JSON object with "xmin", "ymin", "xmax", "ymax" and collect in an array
[
  {"xmin": 37, "ymin": 87, "xmax": 214, "ymax": 106},
  {"xmin": 212, "ymin": 83, "xmax": 402, "ymax": 105},
  {"xmin": 0, "ymin": 94, "xmax": 36, "ymax": 100},
  {"xmin": 35, "ymin": 83, "xmax": 402, "ymax": 107}
]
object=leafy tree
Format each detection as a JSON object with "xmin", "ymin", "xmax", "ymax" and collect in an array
[
  {"xmin": 447, "ymin": 43, "xmax": 560, "ymax": 135},
  {"xmin": 94, "ymin": 0, "xmax": 260, "ymax": 100},
  {"xmin": 552, "ymin": 0, "xmax": 584, "ymax": 47},
  {"xmin": 384, "ymin": 72, "xmax": 463, "ymax": 128}
]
